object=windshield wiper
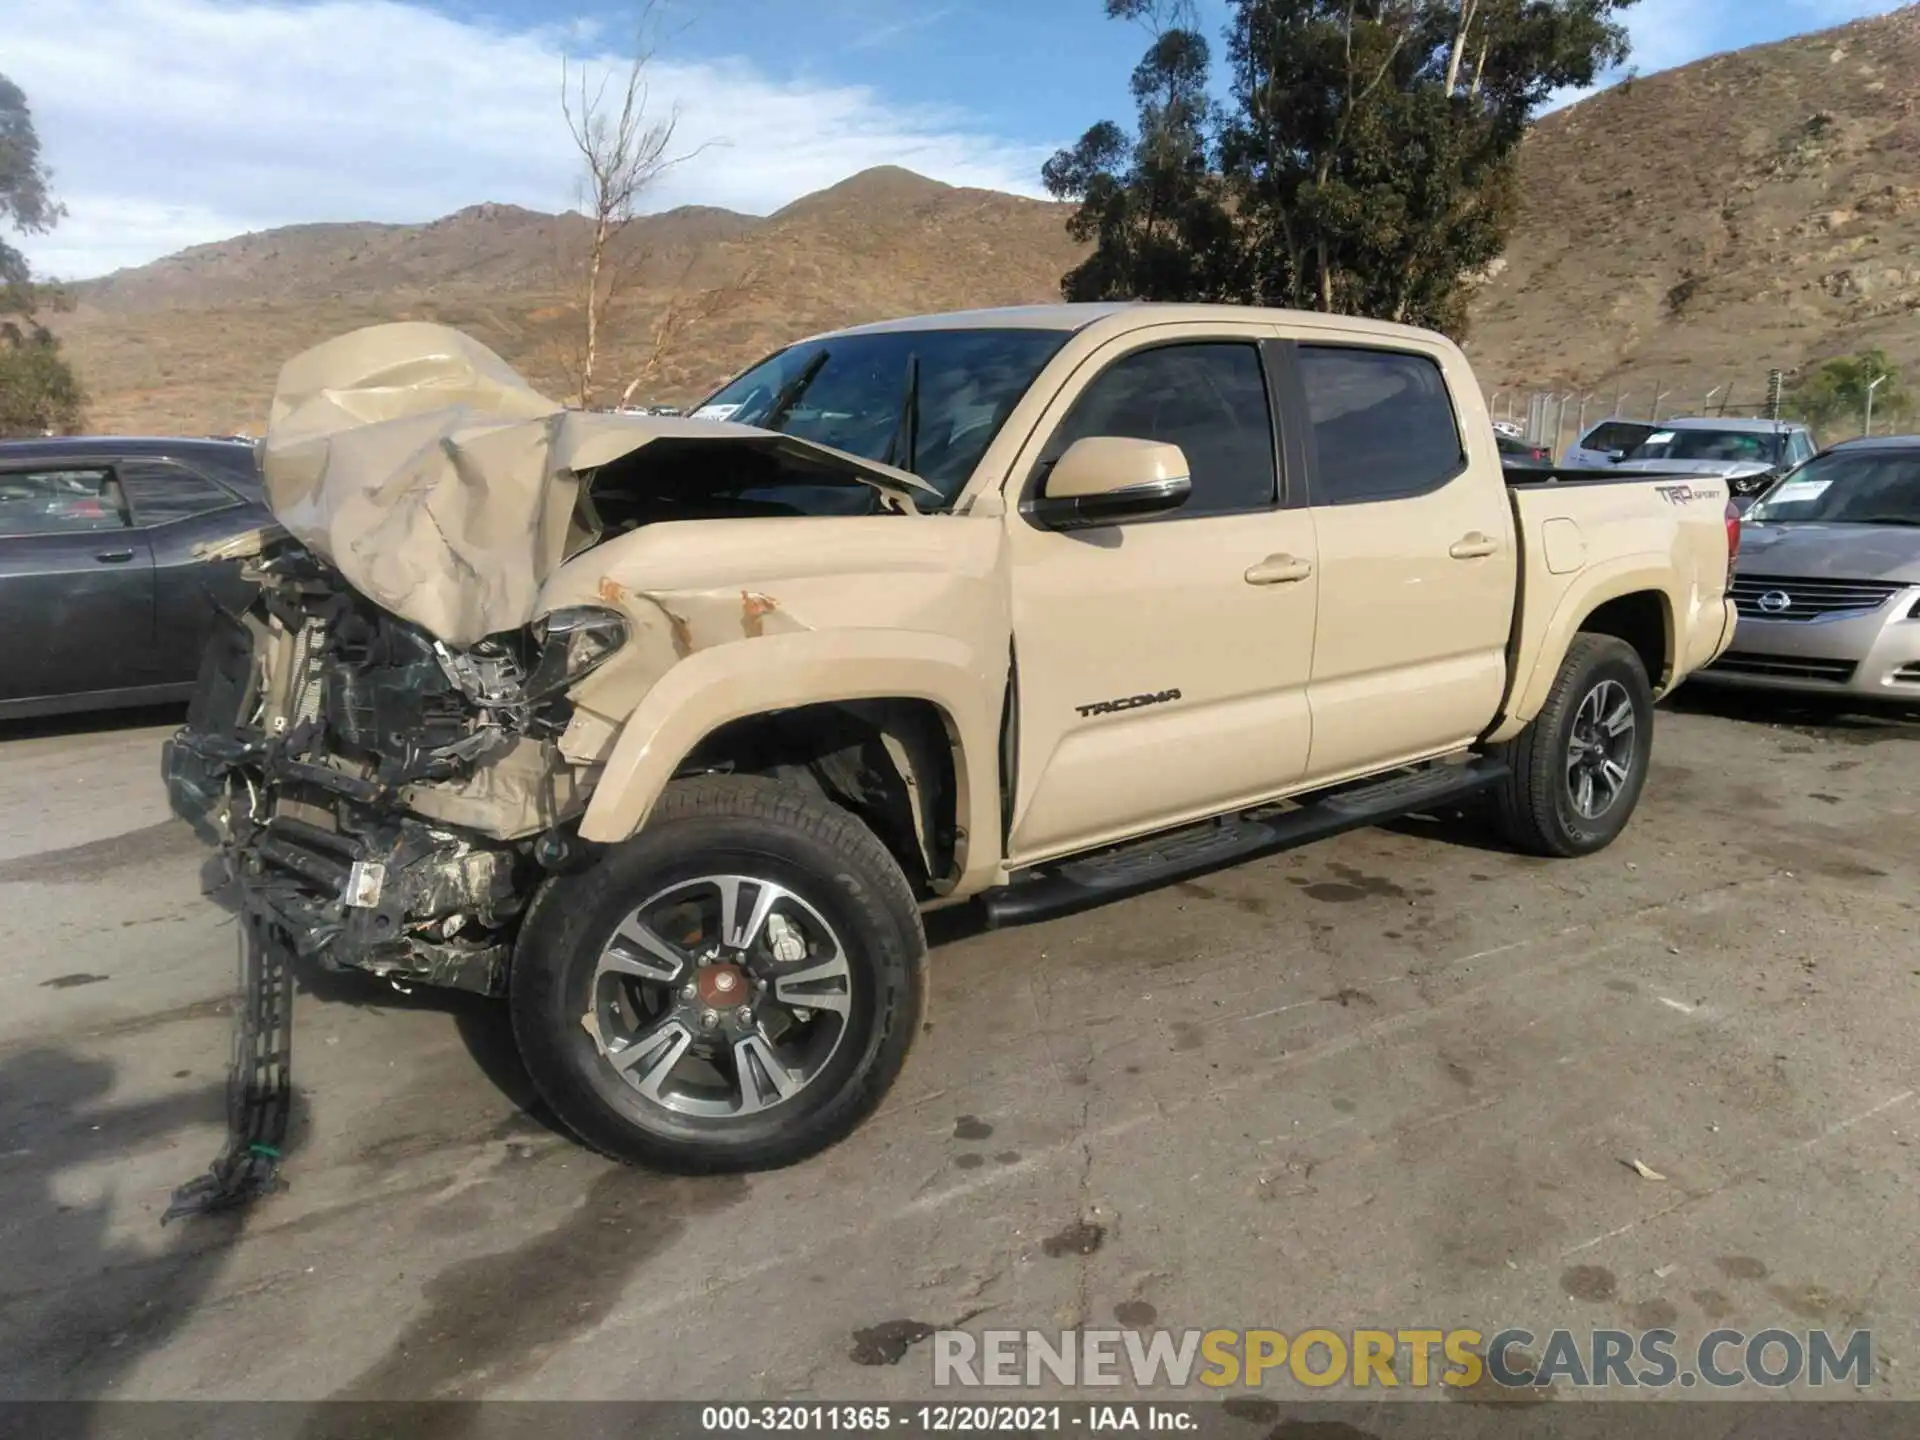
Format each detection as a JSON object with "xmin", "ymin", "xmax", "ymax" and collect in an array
[
  {"xmin": 1841, "ymin": 515, "xmax": 1920, "ymax": 528},
  {"xmin": 881, "ymin": 353, "xmax": 920, "ymax": 475},
  {"xmin": 756, "ymin": 350, "xmax": 829, "ymax": 434}
]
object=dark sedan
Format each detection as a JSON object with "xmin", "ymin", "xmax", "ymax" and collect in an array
[
  {"xmin": 0, "ymin": 437, "xmax": 273, "ymax": 720},
  {"xmin": 1496, "ymin": 431, "xmax": 1555, "ymax": 470}
]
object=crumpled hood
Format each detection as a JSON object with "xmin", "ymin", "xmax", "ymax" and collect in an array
[
  {"xmin": 1736, "ymin": 522, "xmax": 1920, "ymax": 585},
  {"xmin": 261, "ymin": 322, "xmax": 933, "ymax": 646}
]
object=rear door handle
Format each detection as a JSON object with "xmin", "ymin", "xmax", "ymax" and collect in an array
[
  {"xmin": 1449, "ymin": 533, "xmax": 1499, "ymax": 560},
  {"xmin": 95, "ymin": 549, "xmax": 136, "ymax": 563},
  {"xmin": 1245, "ymin": 554, "xmax": 1314, "ymax": 586}
]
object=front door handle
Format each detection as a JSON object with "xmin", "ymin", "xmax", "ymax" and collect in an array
[
  {"xmin": 94, "ymin": 549, "xmax": 136, "ymax": 564},
  {"xmin": 1449, "ymin": 533, "xmax": 1499, "ymax": 560},
  {"xmin": 1245, "ymin": 554, "xmax": 1314, "ymax": 586}
]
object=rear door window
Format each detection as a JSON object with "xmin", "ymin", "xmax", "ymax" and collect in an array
[
  {"xmin": 1296, "ymin": 346, "xmax": 1464, "ymax": 504},
  {"xmin": 119, "ymin": 462, "xmax": 241, "ymax": 526},
  {"xmin": 0, "ymin": 468, "xmax": 131, "ymax": 537}
]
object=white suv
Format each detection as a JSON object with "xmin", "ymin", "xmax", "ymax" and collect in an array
[
  {"xmin": 1611, "ymin": 418, "xmax": 1818, "ymax": 502},
  {"xmin": 1563, "ymin": 418, "xmax": 1659, "ymax": 469}
]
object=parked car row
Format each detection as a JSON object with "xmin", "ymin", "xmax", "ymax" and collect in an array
[
  {"xmin": 1496, "ymin": 409, "xmax": 1920, "ymax": 703},
  {"xmin": 1503, "ymin": 414, "xmax": 1819, "ymax": 502},
  {"xmin": 1701, "ymin": 435, "xmax": 1920, "ymax": 700}
]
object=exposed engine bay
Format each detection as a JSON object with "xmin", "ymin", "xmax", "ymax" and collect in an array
[
  {"xmin": 164, "ymin": 473, "xmax": 937, "ymax": 1000},
  {"xmin": 165, "ymin": 541, "xmax": 621, "ymax": 997},
  {"xmin": 163, "ymin": 320, "xmax": 948, "ymax": 1003}
]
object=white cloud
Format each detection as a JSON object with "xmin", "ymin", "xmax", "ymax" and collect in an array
[{"xmin": 4, "ymin": 0, "xmax": 1055, "ymax": 279}]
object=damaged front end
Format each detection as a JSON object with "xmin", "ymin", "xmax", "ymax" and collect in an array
[{"xmin": 165, "ymin": 540, "xmax": 616, "ymax": 999}]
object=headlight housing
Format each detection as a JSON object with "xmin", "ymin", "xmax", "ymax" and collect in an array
[{"xmin": 525, "ymin": 606, "xmax": 628, "ymax": 699}]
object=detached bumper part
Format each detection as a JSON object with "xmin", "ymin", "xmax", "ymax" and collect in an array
[{"xmin": 163, "ymin": 895, "xmax": 295, "ymax": 1223}]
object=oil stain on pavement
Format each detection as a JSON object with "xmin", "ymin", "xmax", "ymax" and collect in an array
[
  {"xmin": 849, "ymin": 1320, "xmax": 936, "ymax": 1366},
  {"xmin": 1041, "ymin": 1221, "xmax": 1105, "ymax": 1258}
]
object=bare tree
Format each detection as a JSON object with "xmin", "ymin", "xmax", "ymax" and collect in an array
[
  {"xmin": 1443, "ymin": 0, "xmax": 1479, "ymax": 95},
  {"xmin": 559, "ymin": 4, "xmax": 683, "ymax": 408},
  {"xmin": 616, "ymin": 254, "xmax": 767, "ymax": 408}
]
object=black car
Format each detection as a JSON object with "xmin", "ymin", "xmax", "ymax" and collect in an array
[
  {"xmin": 0, "ymin": 436, "xmax": 273, "ymax": 720},
  {"xmin": 1495, "ymin": 431, "xmax": 1555, "ymax": 470}
]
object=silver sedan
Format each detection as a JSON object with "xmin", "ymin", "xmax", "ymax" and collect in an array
[{"xmin": 1699, "ymin": 436, "xmax": 1920, "ymax": 700}]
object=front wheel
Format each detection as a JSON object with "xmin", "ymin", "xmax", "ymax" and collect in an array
[
  {"xmin": 1490, "ymin": 634, "xmax": 1655, "ymax": 858},
  {"xmin": 510, "ymin": 775, "xmax": 927, "ymax": 1173}
]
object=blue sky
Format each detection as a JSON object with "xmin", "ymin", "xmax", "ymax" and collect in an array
[{"xmin": 4, "ymin": 0, "xmax": 1910, "ymax": 279}]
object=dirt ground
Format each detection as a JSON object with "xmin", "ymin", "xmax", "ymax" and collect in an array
[{"xmin": 1, "ymin": 688, "xmax": 1916, "ymax": 1403}]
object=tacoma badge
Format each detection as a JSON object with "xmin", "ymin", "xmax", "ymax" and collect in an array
[{"xmin": 1076, "ymin": 688, "xmax": 1183, "ymax": 719}]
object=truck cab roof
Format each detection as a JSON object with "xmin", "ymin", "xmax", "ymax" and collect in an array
[{"xmin": 807, "ymin": 301, "xmax": 1450, "ymax": 349}]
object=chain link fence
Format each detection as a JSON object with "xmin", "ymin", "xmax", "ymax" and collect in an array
[{"xmin": 1481, "ymin": 368, "xmax": 1915, "ymax": 456}]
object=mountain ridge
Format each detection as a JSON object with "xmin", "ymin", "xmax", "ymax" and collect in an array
[{"xmin": 54, "ymin": 5, "xmax": 1920, "ymax": 434}]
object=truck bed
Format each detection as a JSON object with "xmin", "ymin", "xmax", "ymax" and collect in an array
[
  {"xmin": 1506, "ymin": 466, "xmax": 1704, "ymax": 488},
  {"xmin": 1501, "ymin": 468, "xmax": 1738, "ymax": 722}
]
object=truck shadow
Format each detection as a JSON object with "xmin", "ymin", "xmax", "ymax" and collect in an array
[
  {"xmin": 288, "ymin": 957, "xmax": 568, "ymax": 1142},
  {"xmin": 1376, "ymin": 804, "xmax": 1518, "ymax": 855},
  {"xmin": 0, "ymin": 1045, "xmax": 299, "ymax": 1402}
]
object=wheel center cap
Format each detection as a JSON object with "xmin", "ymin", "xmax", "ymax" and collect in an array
[{"xmin": 697, "ymin": 965, "xmax": 748, "ymax": 1007}]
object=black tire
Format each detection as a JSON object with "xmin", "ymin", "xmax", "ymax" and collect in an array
[
  {"xmin": 510, "ymin": 774, "xmax": 927, "ymax": 1173},
  {"xmin": 1490, "ymin": 634, "xmax": 1655, "ymax": 858}
]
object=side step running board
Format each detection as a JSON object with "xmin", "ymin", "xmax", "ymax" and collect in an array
[{"xmin": 979, "ymin": 757, "xmax": 1509, "ymax": 928}]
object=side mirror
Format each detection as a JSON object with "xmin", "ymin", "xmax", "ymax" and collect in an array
[
  {"xmin": 1606, "ymin": 450, "xmax": 1628, "ymax": 464},
  {"xmin": 1027, "ymin": 437, "xmax": 1193, "ymax": 530}
]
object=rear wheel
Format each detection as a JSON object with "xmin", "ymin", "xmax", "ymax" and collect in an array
[
  {"xmin": 1491, "ymin": 634, "xmax": 1654, "ymax": 858},
  {"xmin": 510, "ymin": 775, "xmax": 927, "ymax": 1172}
]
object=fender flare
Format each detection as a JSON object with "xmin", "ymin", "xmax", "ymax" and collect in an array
[
  {"xmin": 577, "ymin": 628, "xmax": 1003, "ymax": 872},
  {"xmin": 1489, "ymin": 558, "xmax": 1678, "ymax": 744}
]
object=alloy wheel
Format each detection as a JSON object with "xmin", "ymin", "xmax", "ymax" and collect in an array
[
  {"xmin": 1565, "ymin": 678, "xmax": 1637, "ymax": 821},
  {"xmin": 588, "ymin": 875, "xmax": 854, "ymax": 1119}
]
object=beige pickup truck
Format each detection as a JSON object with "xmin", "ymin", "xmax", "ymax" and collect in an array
[{"xmin": 166, "ymin": 304, "xmax": 1738, "ymax": 1176}]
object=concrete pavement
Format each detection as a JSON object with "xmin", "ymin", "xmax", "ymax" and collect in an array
[{"xmin": 1, "ymin": 690, "xmax": 1915, "ymax": 1401}]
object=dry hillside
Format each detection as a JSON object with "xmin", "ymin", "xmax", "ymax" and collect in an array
[
  {"xmin": 53, "ymin": 6, "xmax": 1920, "ymax": 434},
  {"xmin": 1465, "ymin": 3, "xmax": 1920, "ymax": 419},
  {"xmin": 56, "ymin": 167, "xmax": 1086, "ymax": 433}
]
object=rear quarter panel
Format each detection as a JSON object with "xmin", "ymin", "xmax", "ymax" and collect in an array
[{"xmin": 1491, "ymin": 477, "xmax": 1736, "ymax": 743}]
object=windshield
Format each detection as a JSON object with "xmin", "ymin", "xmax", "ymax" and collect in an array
[
  {"xmin": 1746, "ymin": 449, "xmax": 1920, "ymax": 526},
  {"xmin": 696, "ymin": 328, "xmax": 1071, "ymax": 508},
  {"xmin": 1626, "ymin": 427, "xmax": 1786, "ymax": 466}
]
